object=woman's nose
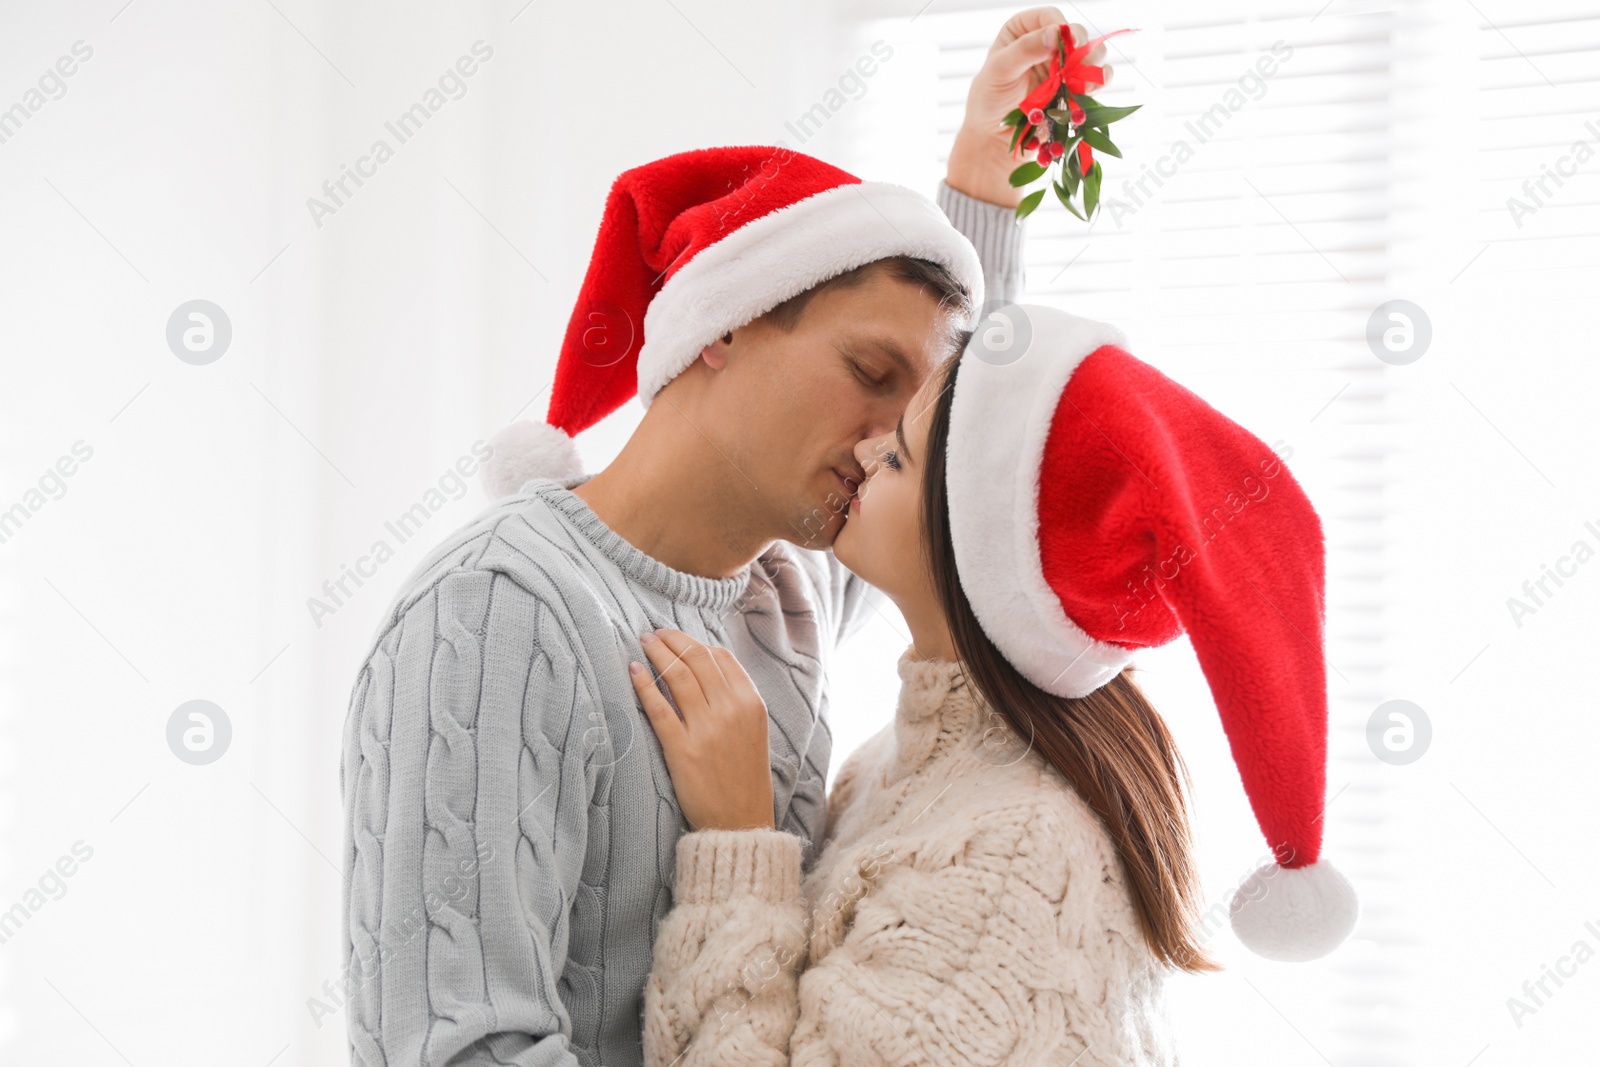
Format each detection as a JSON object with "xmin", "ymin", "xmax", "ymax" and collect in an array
[{"xmin": 852, "ymin": 436, "xmax": 878, "ymax": 472}]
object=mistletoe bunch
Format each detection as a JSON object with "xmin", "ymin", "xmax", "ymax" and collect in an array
[{"xmin": 1003, "ymin": 26, "xmax": 1139, "ymax": 222}]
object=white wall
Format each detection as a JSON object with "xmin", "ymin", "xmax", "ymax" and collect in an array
[{"xmin": 0, "ymin": 2, "xmax": 842, "ymax": 1062}]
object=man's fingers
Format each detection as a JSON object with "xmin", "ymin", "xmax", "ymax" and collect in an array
[
  {"xmin": 996, "ymin": 6, "xmax": 1065, "ymax": 48},
  {"xmin": 639, "ymin": 630, "xmax": 709, "ymax": 719},
  {"xmin": 988, "ymin": 14, "xmax": 1118, "ymax": 88},
  {"xmin": 630, "ymin": 660, "xmax": 685, "ymax": 746},
  {"xmin": 989, "ymin": 22, "xmax": 1061, "ymax": 81}
]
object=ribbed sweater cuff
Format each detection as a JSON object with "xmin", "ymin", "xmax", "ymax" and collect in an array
[
  {"xmin": 936, "ymin": 179, "xmax": 1026, "ymax": 304},
  {"xmin": 674, "ymin": 829, "xmax": 803, "ymax": 906}
]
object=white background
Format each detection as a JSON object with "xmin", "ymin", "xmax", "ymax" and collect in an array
[{"xmin": 1, "ymin": 0, "xmax": 1596, "ymax": 1064}]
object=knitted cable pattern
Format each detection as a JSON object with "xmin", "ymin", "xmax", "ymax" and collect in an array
[{"xmin": 338, "ymin": 493, "xmax": 857, "ymax": 1067}]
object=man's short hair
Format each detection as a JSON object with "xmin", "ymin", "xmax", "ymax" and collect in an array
[{"xmin": 759, "ymin": 256, "xmax": 973, "ymax": 332}]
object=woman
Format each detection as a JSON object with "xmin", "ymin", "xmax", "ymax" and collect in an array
[{"xmin": 629, "ymin": 305, "xmax": 1358, "ymax": 1066}]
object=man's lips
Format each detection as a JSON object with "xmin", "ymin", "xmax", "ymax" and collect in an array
[{"xmin": 833, "ymin": 468, "xmax": 861, "ymax": 499}]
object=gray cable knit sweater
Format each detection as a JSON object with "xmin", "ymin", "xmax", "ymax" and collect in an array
[{"xmin": 339, "ymin": 182, "xmax": 1023, "ymax": 1067}]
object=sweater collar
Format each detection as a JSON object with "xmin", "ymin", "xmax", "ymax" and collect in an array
[
  {"xmin": 888, "ymin": 647, "xmax": 1024, "ymax": 782},
  {"xmin": 524, "ymin": 476, "xmax": 753, "ymax": 614}
]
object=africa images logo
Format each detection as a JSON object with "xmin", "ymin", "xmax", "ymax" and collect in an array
[{"xmin": 305, "ymin": 41, "xmax": 494, "ymax": 228}]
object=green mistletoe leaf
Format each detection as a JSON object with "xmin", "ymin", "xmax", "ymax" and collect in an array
[
  {"xmin": 1009, "ymin": 161, "xmax": 1047, "ymax": 187},
  {"xmin": 1084, "ymin": 160, "xmax": 1103, "ymax": 219},
  {"xmin": 1080, "ymin": 103, "xmax": 1142, "ymax": 126},
  {"xmin": 1052, "ymin": 178, "xmax": 1087, "ymax": 220},
  {"xmin": 1015, "ymin": 187, "xmax": 1046, "ymax": 221},
  {"xmin": 1082, "ymin": 127, "xmax": 1122, "ymax": 157}
]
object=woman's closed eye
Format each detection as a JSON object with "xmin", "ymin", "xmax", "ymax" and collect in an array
[{"xmin": 881, "ymin": 449, "xmax": 901, "ymax": 471}]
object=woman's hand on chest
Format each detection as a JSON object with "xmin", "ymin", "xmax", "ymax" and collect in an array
[{"xmin": 630, "ymin": 628, "xmax": 776, "ymax": 832}]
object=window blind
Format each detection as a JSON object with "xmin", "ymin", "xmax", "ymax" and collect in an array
[{"xmin": 847, "ymin": 4, "xmax": 1412, "ymax": 1062}]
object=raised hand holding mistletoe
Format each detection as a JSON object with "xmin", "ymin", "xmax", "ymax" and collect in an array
[
  {"xmin": 1004, "ymin": 23, "xmax": 1140, "ymax": 222},
  {"xmin": 946, "ymin": 9, "xmax": 1116, "ymax": 210}
]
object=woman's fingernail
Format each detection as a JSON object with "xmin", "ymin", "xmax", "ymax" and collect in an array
[
  {"xmin": 629, "ymin": 661, "xmax": 644, "ymax": 675},
  {"xmin": 640, "ymin": 632, "xmax": 656, "ymax": 644}
]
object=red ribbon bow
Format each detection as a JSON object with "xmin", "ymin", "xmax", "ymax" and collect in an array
[{"xmin": 1019, "ymin": 25, "xmax": 1132, "ymax": 114}]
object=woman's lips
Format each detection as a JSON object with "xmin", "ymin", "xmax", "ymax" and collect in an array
[{"xmin": 833, "ymin": 468, "xmax": 862, "ymax": 518}]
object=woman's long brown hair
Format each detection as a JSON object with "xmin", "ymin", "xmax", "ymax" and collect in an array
[{"xmin": 919, "ymin": 354, "xmax": 1219, "ymax": 973}]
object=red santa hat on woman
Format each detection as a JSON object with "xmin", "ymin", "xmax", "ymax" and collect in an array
[
  {"xmin": 947, "ymin": 303, "xmax": 1358, "ymax": 962},
  {"xmin": 481, "ymin": 146, "xmax": 985, "ymax": 497}
]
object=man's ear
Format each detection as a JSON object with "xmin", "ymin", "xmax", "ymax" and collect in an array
[{"xmin": 700, "ymin": 330, "xmax": 735, "ymax": 370}]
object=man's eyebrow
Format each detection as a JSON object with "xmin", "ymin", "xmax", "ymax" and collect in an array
[{"xmin": 895, "ymin": 412, "xmax": 912, "ymax": 465}]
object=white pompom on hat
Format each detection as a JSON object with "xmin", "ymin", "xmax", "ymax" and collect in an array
[{"xmin": 480, "ymin": 420, "xmax": 583, "ymax": 499}]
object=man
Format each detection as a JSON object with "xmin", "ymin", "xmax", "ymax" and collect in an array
[{"xmin": 339, "ymin": 11, "xmax": 1103, "ymax": 1065}]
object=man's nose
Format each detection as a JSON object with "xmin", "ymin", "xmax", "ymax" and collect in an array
[{"xmin": 862, "ymin": 395, "xmax": 908, "ymax": 443}]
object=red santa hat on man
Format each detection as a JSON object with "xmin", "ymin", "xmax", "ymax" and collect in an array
[
  {"xmin": 947, "ymin": 304, "xmax": 1358, "ymax": 962},
  {"xmin": 481, "ymin": 146, "xmax": 985, "ymax": 497}
]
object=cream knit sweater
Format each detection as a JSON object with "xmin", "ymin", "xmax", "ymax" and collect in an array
[{"xmin": 643, "ymin": 649, "xmax": 1176, "ymax": 1067}]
